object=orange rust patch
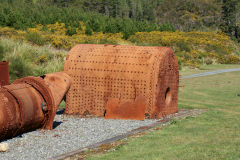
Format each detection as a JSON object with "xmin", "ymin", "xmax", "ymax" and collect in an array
[{"xmin": 104, "ymin": 96, "xmax": 147, "ymax": 120}]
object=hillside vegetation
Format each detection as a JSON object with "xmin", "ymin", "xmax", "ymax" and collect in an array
[
  {"xmin": 0, "ymin": 37, "xmax": 66, "ymax": 81},
  {"xmin": 0, "ymin": 0, "xmax": 240, "ymax": 79},
  {"xmin": 1, "ymin": 23, "xmax": 240, "ymax": 70},
  {"xmin": 0, "ymin": 0, "xmax": 240, "ymax": 38}
]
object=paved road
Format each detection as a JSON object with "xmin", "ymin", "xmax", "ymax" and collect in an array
[{"xmin": 181, "ymin": 68, "xmax": 240, "ymax": 79}]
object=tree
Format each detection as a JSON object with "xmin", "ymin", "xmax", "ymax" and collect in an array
[
  {"xmin": 221, "ymin": 0, "xmax": 238, "ymax": 38},
  {"xmin": 85, "ymin": 25, "xmax": 92, "ymax": 35},
  {"xmin": 24, "ymin": 0, "xmax": 33, "ymax": 4}
]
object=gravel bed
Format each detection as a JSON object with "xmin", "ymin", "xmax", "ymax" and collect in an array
[{"xmin": 0, "ymin": 111, "xmax": 158, "ymax": 160}]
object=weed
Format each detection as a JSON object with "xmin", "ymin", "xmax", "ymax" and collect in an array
[
  {"xmin": 170, "ymin": 119, "xmax": 178, "ymax": 125},
  {"xmin": 0, "ymin": 43, "xmax": 4, "ymax": 60},
  {"xmin": 158, "ymin": 23, "xmax": 176, "ymax": 32},
  {"xmin": 205, "ymin": 44, "xmax": 225, "ymax": 56},
  {"xmin": 66, "ymin": 27, "xmax": 77, "ymax": 36},
  {"xmin": 85, "ymin": 26, "xmax": 93, "ymax": 36},
  {"xmin": 176, "ymin": 39, "xmax": 191, "ymax": 52},
  {"xmin": 0, "ymin": 37, "xmax": 67, "ymax": 81},
  {"xmin": 35, "ymin": 54, "xmax": 48, "ymax": 64},
  {"xmin": 25, "ymin": 32, "xmax": 46, "ymax": 46},
  {"xmin": 9, "ymin": 55, "xmax": 33, "ymax": 79},
  {"xmin": 204, "ymin": 57, "xmax": 213, "ymax": 65}
]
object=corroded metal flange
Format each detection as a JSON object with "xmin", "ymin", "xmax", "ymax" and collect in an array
[
  {"xmin": 12, "ymin": 77, "xmax": 56, "ymax": 130},
  {"xmin": 0, "ymin": 88, "xmax": 20, "ymax": 139},
  {"xmin": 0, "ymin": 72, "xmax": 72, "ymax": 141},
  {"xmin": 0, "ymin": 61, "xmax": 10, "ymax": 86}
]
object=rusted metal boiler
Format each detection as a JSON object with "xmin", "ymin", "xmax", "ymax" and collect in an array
[
  {"xmin": 0, "ymin": 72, "xmax": 71, "ymax": 140},
  {"xmin": 0, "ymin": 61, "xmax": 10, "ymax": 86},
  {"xmin": 64, "ymin": 44, "xmax": 179, "ymax": 120}
]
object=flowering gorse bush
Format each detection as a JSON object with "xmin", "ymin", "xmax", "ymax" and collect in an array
[
  {"xmin": 0, "ymin": 22, "xmax": 240, "ymax": 68},
  {"xmin": 129, "ymin": 31, "xmax": 240, "ymax": 67}
]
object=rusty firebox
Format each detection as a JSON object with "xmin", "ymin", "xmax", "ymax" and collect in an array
[
  {"xmin": 0, "ymin": 61, "xmax": 10, "ymax": 86},
  {"xmin": 64, "ymin": 44, "xmax": 179, "ymax": 120},
  {"xmin": 0, "ymin": 72, "xmax": 71, "ymax": 140}
]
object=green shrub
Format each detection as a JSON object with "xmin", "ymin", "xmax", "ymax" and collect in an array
[
  {"xmin": 99, "ymin": 39, "xmax": 117, "ymax": 45},
  {"xmin": 33, "ymin": 67, "xmax": 47, "ymax": 77},
  {"xmin": 9, "ymin": 56, "xmax": 33, "ymax": 79},
  {"xmin": 35, "ymin": 54, "xmax": 48, "ymax": 64},
  {"xmin": 0, "ymin": 37, "xmax": 67, "ymax": 81},
  {"xmin": 66, "ymin": 27, "xmax": 77, "ymax": 36},
  {"xmin": 204, "ymin": 57, "xmax": 213, "ymax": 65},
  {"xmin": 25, "ymin": 32, "xmax": 46, "ymax": 46},
  {"xmin": 85, "ymin": 26, "xmax": 93, "ymax": 35},
  {"xmin": 217, "ymin": 55, "xmax": 240, "ymax": 64},
  {"xmin": 0, "ymin": 43, "xmax": 4, "ymax": 60},
  {"xmin": 176, "ymin": 40, "xmax": 191, "ymax": 52},
  {"xmin": 177, "ymin": 58, "xmax": 182, "ymax": 70},
  {"xmin": 56, "ymin": 52, "xmax": 66, "ymax": 59},
  {"xmin": 159, "ymin": 23, "xmax": 176, "ymax": 32},
  {"xmin": 184, "ymin": 60, "xmax": 200, "ymax": 68},
  {"xmin": 40, "ymin": 25, "xmax": 48, "ymax": 32},
  {"xmin": 205, "ymin": 44, "xmax": 225, "ymax": 56}
]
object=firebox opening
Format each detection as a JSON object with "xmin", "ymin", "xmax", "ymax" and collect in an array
[{"xmin": 165, "ymin": 87, "xmax": 172, "ymax": 106}]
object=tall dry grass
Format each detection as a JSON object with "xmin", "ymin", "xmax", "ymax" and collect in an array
[{"xmin": 0, "ymin": 37, "xmax": 67, "ymax": 81}]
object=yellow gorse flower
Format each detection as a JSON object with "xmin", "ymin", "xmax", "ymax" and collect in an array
[{"xmin": 0, "ymin": 22, "xmax": 239, "ymax": 68}]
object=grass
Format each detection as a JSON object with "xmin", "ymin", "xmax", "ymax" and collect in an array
[
  {"xmin": 1, "ymin": 35, "xmax": 240, "ymax": 159},
  {"xmin": 87, "ymin": 65, "xmax": 240, "ymax": 160},
  {"xmin": 180, "ymin": 64, "xmax": 240, "ymax": 76},
  {"xmin": 0, "ymin": 37, "xmax": 67, "ymax": 81}
]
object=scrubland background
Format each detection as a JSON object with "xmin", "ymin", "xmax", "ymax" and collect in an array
[{"xmin": 0, "ymin": 0, "xmax": 239, "ymax": 80}]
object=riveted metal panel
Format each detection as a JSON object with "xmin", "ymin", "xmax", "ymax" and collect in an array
[{"xmin": 64, "ymin": 44, "xmax": 179, "ymax": 119}]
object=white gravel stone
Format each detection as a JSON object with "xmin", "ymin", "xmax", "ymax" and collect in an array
[
  {"xmin": 0, "ymin": 113, "xmax": 158, "ymax": 160},
  {"xmin": 0, "ymin": 143, "xmax": 9, "ymax": 152}
]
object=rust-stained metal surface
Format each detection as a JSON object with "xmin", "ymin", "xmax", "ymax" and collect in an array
[
  {"xmin": 64, "ymin": 44, "xmax": 179, "ymax": 119},
  {"xmin": 0, "ymin": 72, "xmax": 71, "ymax": 140},
  {"xmin": 104, "ymin": 96, "xmax": 147, "ymax": 120},
  {"xmin": 0, "ymin": 61, "xmax": 10, "ymax": 86},
  {"xmin": 42, "ymin": 72, "xmax": 72, "ymax": 106},
  {"xmin": 13, "ymin": 72, "xmax": 72, "ymax": 129}
]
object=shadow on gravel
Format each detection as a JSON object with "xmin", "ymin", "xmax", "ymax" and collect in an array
[
  {"xmin": 53, "ymin": 121, "xmax": 63, "ymax": 129},
  {"xmin": 1, "ymin": 133, "xmax": 24, "ymax": 143},
  {"xmin": 56, "ymin": 109, "xmax": 65, "ymax": 115}
]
